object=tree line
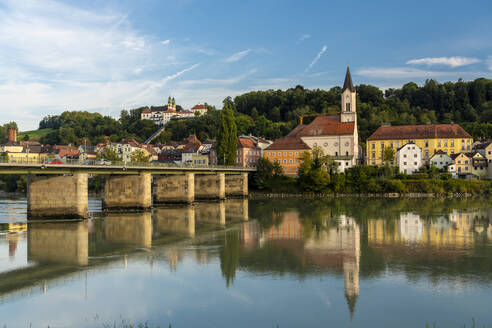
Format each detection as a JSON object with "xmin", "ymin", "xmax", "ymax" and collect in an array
[{"xmin": 33, "ymin": 77, "xmax": 492, "ymax": 147}]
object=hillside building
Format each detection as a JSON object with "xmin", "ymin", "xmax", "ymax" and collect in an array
[{"xmin": 429, "ymin": 150, "xmax": 453, "ymax": 171}]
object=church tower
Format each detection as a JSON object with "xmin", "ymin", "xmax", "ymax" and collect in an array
[{"xmin": 340, "ymin": 66, "xmax": 357, "ymax": 123}]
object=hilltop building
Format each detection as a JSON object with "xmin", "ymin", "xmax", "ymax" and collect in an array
[
  {"xmin": 141, "ymin": 97, "xmax": 195, "ymax": 125},
  {"xmin": 366, "ymin": 124, "xmax": 473, "ymax": 165},
  {"xmin": 265, "ymin": 67, "xmax": 360, "ymax": 174}
]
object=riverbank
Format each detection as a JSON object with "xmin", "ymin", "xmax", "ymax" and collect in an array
[{"xmin": 249, "ymin": 192, "xmax": 479, "ymax": 199}]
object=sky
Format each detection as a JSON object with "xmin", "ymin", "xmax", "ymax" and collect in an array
[{"xmin": 1, "ymin": 0, "xmax": 492, "ymax": 130}]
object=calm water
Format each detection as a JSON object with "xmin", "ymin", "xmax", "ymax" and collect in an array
[{"xmin": 0, "ymin": 196, "xmax": 491, "ymax": 327}]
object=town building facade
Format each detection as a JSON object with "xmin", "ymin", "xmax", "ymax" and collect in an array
[
  {"xmin": 396, "ymin": 142, "xmax": 422, "ymax": 174},
  {"xmin": 366, "ymin": 124, "xmax": 473, "ymax": 166}
]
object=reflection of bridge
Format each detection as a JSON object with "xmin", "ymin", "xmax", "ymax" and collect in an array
[
  {"xmin": 0, "ymin": 199, "xmax": 249, "ymax": 303},
  {"xmin": 0, "ymin": 162, "xmax": 252, "ymax": 218}
]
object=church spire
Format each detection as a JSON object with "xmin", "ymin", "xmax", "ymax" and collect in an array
[{"xmin": 342, "ymin": 66, "xmax": 355, "ymax": 92}]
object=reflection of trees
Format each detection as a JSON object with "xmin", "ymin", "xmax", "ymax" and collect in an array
[{"xmin": 220, "ymin": 230, "xmax": 240, "ymax": 287}]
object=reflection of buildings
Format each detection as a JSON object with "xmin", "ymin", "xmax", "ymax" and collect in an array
[
  {"xmin": 254, "ymin": 211, "xmax": 360, "ymax": 317},
  {"xmin": 368, "ymin": 209, "xmax": 489, "ymax": 249}
]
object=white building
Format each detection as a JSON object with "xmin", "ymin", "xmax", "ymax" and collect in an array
[
  {"xmin": 396, "ymin": 142, "xmax": 422, "ymax": 174},
  {"xmin": 399, "ymin": 213, "xmax": 424, "ymax": 243},
  {"xmin": 429, "ymin": 150, "xmax": 453, "ymax": 171},
  {"xmin": 141, "ymin": 97, "xmax": 197, "ymax": 125},
  {"xmin": 191, "ymin": 104, "xmax": 208, "ymax": 116}
]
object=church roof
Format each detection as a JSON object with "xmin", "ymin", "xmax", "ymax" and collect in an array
[
  {"xmin": 266, "ymin": 136, "xmax": 311, "ymax": 151},
  {"xmin": 367, "ymin": 124, "xmax": 472, "ymax": 141},
  {"xmin": 342, "ymin": 66, "xmax": 356, "ymax": 92},
  {"xmin": 293, "ymin": 116, "xmax": 355, "ymax": 136}
]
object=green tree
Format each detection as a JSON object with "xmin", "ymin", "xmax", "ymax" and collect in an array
[
  {"xmin": 102, "ymin": 147, "xmax": 120, "ymax": 162},
  {"xmin": 131, "ymin": 149, "xmax": 150, "ymax": 163},
  {"xmin": 297, "ymin": 147, "xmax": 330, "ymax": 192},
  {"xmin": 216, "ymin": 104, "xmax": 237, "ymax": 165},
  {"xmin": 253, "ymin": 157, "xmax": 274, "ymax": 190},
  {"xmin": 383, "ymin": 147, "xmax": 395, "ymax": 164}
]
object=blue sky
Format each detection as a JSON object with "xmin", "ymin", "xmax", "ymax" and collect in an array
[{"xmin": 1, "ymin": 0, "xmax": 492, "ymax": 130}]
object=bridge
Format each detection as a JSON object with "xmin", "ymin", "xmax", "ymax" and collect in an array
[{"xmin": 0, "ymin": 161, "xmax": 255, "ymax": 219}]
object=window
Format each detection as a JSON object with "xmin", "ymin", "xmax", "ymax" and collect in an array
[
  {"xmin": 295, "ymin": 152, "xmax": 298, "ymax": 156},
  {"xmin": 425, "ymin": 151, "xmax": 429, "ymax": 158},
  {"xmin": 283, "ymin": 159, "xmax": 287, "ymax": 163},
  {"xmin": 425, "ymin": 140, "xmax": 429, "ymax": 147},
  {"xmin": 346, "ymin": 151, "xmax": 349, "ymax": 156},
  {"xmin": 444, "ymin": 141, "xmax": 448, "ymax": 147},
  {"xmin": 403, "ymin": 154, "xmax": 407, "ymax": 158},
  {"xmin": 289, "ymin": 152, "xmax": 292, "ymax": 156},
  {"xmin": 451, "ymin": 141, "xmax": 454, "ymax": 147},
  {"xmin": 289, "ymin": 159, "xmax": 293, "ymax": 163},
  {"xmin": 371, "ymin": 151, "xmax": 375, "ymax": 158},
  {"xmin": 371, "ymin": 143, "xmax": 375, "ymax": 150},
  {"xmin": 438, "ymin": 141, "xmax": 441, "ymax": 147},
  {"xmin": 283, "ymin": 152, "xmax": 287, "ymax": 156},
  {"xmin": 396, "ymin": 141, "xmax": 400, "ymax": 148},
  {"xmin": 414, "ymin": 154, "xmax": 417, "ymax": 158},
  {"xmin": 381, "ymin": 142, "xmax": 385, "ymax": 149},
  {"xmin": 278, "ymin": 152, "xmax": 281, "ymax": 156},
  {"xmin": 404, "ymin": 162, "xmax": 407, "ymax": 165},
  {"xmin": 335, "ymin": 152, "xmax": 338, "ymax": 156},
  {"xmin": 390, "ymin": 142, "xmax": 393, "ymax": 148},
  {"xmin": 414, "ymin": 162, "xmax": 417, "ymax": 165}
]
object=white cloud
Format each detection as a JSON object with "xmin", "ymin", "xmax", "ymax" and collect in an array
[
  {"xmin": 161, "ymin": 39, "xmax": 170, "ymax": 45},
  {"xmin": 297, "ymin": 34, "xmax": 311, "ymax": 44},
  {"xmin": 406, "ymin": 56, "xmax": 481, "ymax": 68},
  {"xmin": 356, "ymin": 67, "xmax": 492, "ymax": 79},
  {"xmin": 305, "ymin": 45, "xmax": 327, "ymax": 72},
  {"xmin": 225, "ymin": 49, "xmax": 252, "ymax": 63},
  {"xmin": 197, "ymin": 48, "xmax": 215, "ymax": 56}
]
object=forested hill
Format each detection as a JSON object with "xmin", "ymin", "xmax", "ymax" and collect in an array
[{"xmin": 33, "ymin": 78, "xmax": 492, "ymax": 145}]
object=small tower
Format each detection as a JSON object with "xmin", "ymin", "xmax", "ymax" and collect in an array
[{"xmin": 340, "ymin": 66, "xmax": 357, "ymax": 123}]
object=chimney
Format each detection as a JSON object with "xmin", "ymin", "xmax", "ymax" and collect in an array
[{"xmin": 7, "ymin": 127, "xmax": 16, "ymax": 143}]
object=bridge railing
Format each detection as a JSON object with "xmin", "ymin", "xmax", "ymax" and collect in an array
[{"xmin": 0, "ymin": 156, "xmax": 254, "ymax": 170}]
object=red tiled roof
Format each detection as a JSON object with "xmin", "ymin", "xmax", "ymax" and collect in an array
[
  {"xmin": 237, "ymin": 137, "xmax": 259, "ymax": 149},
  {"xmin": 293, "ymin": 116, "xmax": 354, "ymax": 136},
  {"xmin": 142, "ymin": 109, "xmax": 151, "ymax": 113},
  {"xmin": 192, "ymin": 104, "xmax": 207, "ymax": 110},
  {"xmin": 367, "ymin": 124, "xmax": 472, "ymax": 141},
  {"xmin": 265, "ymin": 136, "xmax": 311, "ymax": 151}
]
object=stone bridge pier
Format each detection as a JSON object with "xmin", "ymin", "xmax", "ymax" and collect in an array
[
  {"xmin": 225, "ymin": 173, "xmax": 248, "ymax": 197},
  {"xmin": 27, "ymin": 174, "xmax": 88, "ymax": 219},
  {"xmin": 225, "ymin": 198, "xmax": 249, "ymax": 221},
  {"xmin": 103, "ymin": 173, "xmax": 152, "ymax": 211},
  {"xmin": 195, "ymin": 173, "xmax": 225, "ymax": 200},
  {"xmin": 154, "ymin": 173, "xmax": 194, "ymax": 204}
]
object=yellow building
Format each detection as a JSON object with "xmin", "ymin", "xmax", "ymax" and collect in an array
[
  {"xmin": 366, "ymin": 124, "xmax": 473, "ymax": 165},
  {"xmin": 264, "ymin": 136, "xmax": 311, "ymax": 175}
]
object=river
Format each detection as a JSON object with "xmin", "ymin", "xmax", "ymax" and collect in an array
[{"xmin": 0, "ymin": 196, "xmax": 491, "ymax": 327}]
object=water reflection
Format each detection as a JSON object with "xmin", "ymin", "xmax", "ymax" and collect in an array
[
  {"xmin": 104, "ymin": 212, "xmax": 152, "ymax": 248},
  {"xmin": 0, "ymin": 197, "xmax": 490, "ymax": 327},
  {"xmin": 28, "ymin": 221, "xmax": 88, "ymax": 266}
]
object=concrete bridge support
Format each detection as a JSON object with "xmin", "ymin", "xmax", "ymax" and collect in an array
[
  {"xmin": 27, "ymin": 174, "xmax": 88, "ymax": 219},
  {"xmin": 154, "ymin": 173, "xmax": 194, "ymax": 204},
  {"xmin": 28, "ymin": 221, "xmax": 88, "ymax": 266},
  {"xmin": 103, "ymin": 173, "xmax": 152, "ymax": 211},
  {"xmin": 195, "ymin": 201, "xmax": 226, "ymax": 227},
  {"xmin": 104, "ymin": 212, "xmax": 152, "ymax": 248},
  {"xmin": 195, "ymin": 173, "xmax": 225, "ymax": 200},
  {"xmin": 154, "ymin": 206, "xmax": 195, "ymax": 237},
  {"xmin": 225, "ymin": 173, "xmax": 248, "ymax": 197}
]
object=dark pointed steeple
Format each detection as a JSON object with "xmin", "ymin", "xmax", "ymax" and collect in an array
[{"xmin": 342, "ymin": 66, "xmax": 356, "ymax": 92}]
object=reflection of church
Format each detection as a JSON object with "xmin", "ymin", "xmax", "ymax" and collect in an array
[{"xmin": 246, "ymin": 212, "xmax": 361, "ymax": 317}]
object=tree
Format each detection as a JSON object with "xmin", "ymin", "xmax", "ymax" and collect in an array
[
  {"xmin": 297, "ymin": 147, "xmax": 330, "ymax": 192},
  {"xmin": 102, "ymin": 147, "xmax": 120, "ymax": 162},
  {"xmin": 253, "ymin": 157, "xmax": 274, "ymax": 189},
  {"xmin": 383, "ymin": 147, "xmax": 395, "ymax": 164},
  {"xmin": 131, "ymin": 149, "xmax": 150, "ymax": 163},
  {"xmin": 216, "ymin": 103, "xmax": 237, "ymax": 165}
]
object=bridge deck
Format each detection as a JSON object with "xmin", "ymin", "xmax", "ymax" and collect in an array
[{"xmin": 0, "ymin": 162, "xmax": 256, "ymax": 175}]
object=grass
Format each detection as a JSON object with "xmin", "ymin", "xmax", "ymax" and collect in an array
[{"xmin": 17, "ymin": 128, "xmax": 54, "ymax": 142}]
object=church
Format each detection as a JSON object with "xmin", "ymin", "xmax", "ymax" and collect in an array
[{"xmin": 265, "ymin": 67, "xmax": 360, "ymax": 173}]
